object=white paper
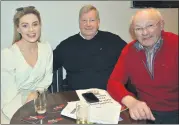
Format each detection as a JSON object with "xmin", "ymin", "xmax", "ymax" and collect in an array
[
  {"xmin": 76, "ymin": 88, "xmax": 122, "ymax": 124},
  {"xmin": 118, "ymin": 117, "xmax": 123, "ymax": 121},
  {"xmin": 61, "ymin": 100, "xmax": 122, "ymax": 124},
  {"xmin": 62, "ymin": 88, "xmax": 122, "ymax": 124},
  {"xmin": 89, "ymin": 103, "xmax": 121, "ymax": 124},
  {"xmin": 76, "ymin": 88, "xmax": 120, "ymax": 106},
  {"xmin": 61, "ymin": 101, "xmax": 79, "ymax": 119},
  {"xmin": 61, "ymin": 89, "xmax": 122, "ymax": 124}
]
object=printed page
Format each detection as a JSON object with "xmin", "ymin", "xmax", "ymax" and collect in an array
[
  {"xmin": 89, "ymin": 103, "xmax": 121, "ymax": 124},
  {"xmin": 61, "ymin": 101, "xmax": 78, "ymax": 119},
  {"xmin": 75, "ymin": 88, "xmax": 122, "ymax": 124},
  {"xmin": 76, "ymin": 88, "xmax": 120, "ymax": 105}
]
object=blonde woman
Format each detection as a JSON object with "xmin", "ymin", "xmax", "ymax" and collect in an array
[{"xmin": 1, "ymin": 6, "xmax": 53, "ymax": 123}]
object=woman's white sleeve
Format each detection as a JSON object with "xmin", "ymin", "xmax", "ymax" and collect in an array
[{"xmin": 1, "ymin": 49, "xmax": 22, "ymax": 120}]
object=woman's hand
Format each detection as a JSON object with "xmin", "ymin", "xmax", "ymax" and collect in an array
[{"xmin": 25, "ymin": 91, "xmax": 38, "ymax": 103}]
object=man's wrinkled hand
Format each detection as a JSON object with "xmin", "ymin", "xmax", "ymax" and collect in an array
[{"xmin": 122, "ymin": 95, "xmax": 155, "ymax": 121}]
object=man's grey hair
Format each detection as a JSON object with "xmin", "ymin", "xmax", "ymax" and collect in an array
[{"xmin": 79, "ymin": 4, "xmax": 100, "ymax": 20}]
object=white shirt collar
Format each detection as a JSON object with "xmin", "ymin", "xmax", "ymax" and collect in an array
[{"xmin": 79, "ymin": 31, "xmax": 98, "ymax": 40}]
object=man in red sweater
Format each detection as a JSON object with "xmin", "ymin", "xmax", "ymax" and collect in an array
[{"xmin": 107, "ymin": 8, "xmax": 178, "ymax": 124}]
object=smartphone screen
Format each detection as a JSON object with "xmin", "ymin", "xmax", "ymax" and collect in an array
[{"xmin": 82, "ymin": 92, "xmax": 99, "ymax": 103}]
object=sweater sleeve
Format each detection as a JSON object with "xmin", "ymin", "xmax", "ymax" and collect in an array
[
  {"xmin": 53, "ymin": 43, "xmax": 63, "ymax": 71},
  {"xmin": 36, "ymin": 42, "xmax": 53, "ymax": 89},
  {"xmin": 107, "ymin": 46, "xmax": 134, "ymax": 104},
  {"xmin": 1, "ymin": 48, "xmax": 22, "ymax": 120}
]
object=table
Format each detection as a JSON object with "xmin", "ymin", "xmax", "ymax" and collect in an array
[{"xmin": 10, "ymin": 91, "xmax": 146, "ymax": 124}]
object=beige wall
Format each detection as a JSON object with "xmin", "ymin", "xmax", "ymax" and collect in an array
[
  {"xmin": 1, "ymin": 1, "xmax": 178, "ymax": 49},
  {"xmin": 159, "ymin": 9, "xmax": 178, "ymax": 34}
]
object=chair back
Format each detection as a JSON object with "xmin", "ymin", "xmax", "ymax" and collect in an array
[{"xmin": 48, "ymin": 67, "xmax": 68, "ymax": 93}]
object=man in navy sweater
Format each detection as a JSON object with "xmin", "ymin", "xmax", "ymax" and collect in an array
[{"xmin": 53, "ymin": 4, "xmax": 127, "ymax": 90}]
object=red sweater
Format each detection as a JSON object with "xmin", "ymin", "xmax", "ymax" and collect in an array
[{"xmin": 107, "ymin": 31, "xmax": 178, "ymax": 111}]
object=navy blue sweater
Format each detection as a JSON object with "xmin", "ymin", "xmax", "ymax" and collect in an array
[{"xmin": 53, "ymin": 30, "xmax": 127, "ymax": 90}]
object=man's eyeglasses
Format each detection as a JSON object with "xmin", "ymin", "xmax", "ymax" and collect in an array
[
  {"xmin": 16, "ymin": 6, "xmax": 35, "ymax": 11},
  {"xmin": 134, "ymin": 21, "xmax": 160, "ymax": 34}
]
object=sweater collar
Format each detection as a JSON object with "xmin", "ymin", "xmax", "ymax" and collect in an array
[{"xmin": 79, "ymin": 31, "xmax": 98, "ymax": 40}]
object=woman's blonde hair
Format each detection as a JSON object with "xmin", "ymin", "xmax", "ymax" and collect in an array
[
  {"xmin": 129, "ymin": 8, "xmax": 163, "ymax": 40},
  {"xmin": 12, "ymin": 6, "xmax": 41, "ymax": 44}
]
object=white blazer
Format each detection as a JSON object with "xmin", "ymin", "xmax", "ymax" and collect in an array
[{"xmin": 1, "ymin": 41, "xmax": 53, "ymax": 122}]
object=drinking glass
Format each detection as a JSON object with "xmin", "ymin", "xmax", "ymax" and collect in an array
[
  {"xmin": 76, "ymin": 101, "xmax": 90, "ymax": 124},
  {"xmin": 34, "ymin": 88, "xmax": 47, "ymax": 114}
]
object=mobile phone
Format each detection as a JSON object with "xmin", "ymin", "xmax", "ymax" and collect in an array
[{"xmin": 82, "ymin": 92, "xmax": 99, "ymax": 103}]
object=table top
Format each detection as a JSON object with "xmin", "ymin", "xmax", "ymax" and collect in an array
[{"xmin": 10, "ymin": 91, "xmax": 145, "ymax": 124}]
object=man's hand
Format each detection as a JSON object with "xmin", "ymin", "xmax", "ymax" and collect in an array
[
  {"xmin": 25, "ymin": 92, "xmax": 38, "ymax": 103},
  {"xmin": 122, "ymin": 95, "xmax": 155, "ymax": 121}
]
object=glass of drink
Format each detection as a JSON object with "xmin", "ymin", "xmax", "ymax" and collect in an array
[
  {"xmin": 34, "ymin": 88, "xmax": 47, "ymax": 114},
  {"xmin": 76, "ymin": 101, "xmax": 90, "ymax": 124}
]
